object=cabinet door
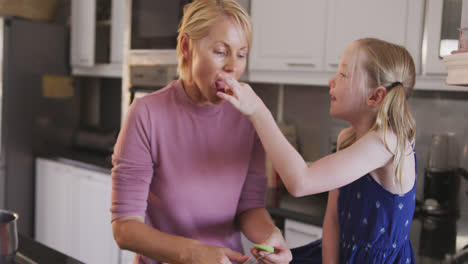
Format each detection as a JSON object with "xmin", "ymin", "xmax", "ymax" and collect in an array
[
  {"xmin": 71, "ymin": 0, "xmax": 96, "ymax": 67},
  {"xmin": 72, "ymin": 167, "xmax": 119, "ymax": 264},
  {"xmin": 325, "ymin": 0, "xmax": 424, "ymax": 73},
  {"xmin": 284, "ymin": 219, "xmax": 322, "ymax": 249},
  {"xmin": 35, "ymin": 159, "xmax": 74, "ymax": 256},
  {"xmin": 110, "ymin": 0, "xmax": 125, "ymax": 64},
  {"xmin": 423, "ymin": 0, "xmax": 463, "ymax": 74},
  {"xmin": 249, "ymin": 0, "xmax": 327, "ymax": 72}
]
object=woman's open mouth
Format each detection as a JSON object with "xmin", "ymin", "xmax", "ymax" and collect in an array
[{"xmin": 215, "ymin": 80, "xmax": 226, "ymax": 93}]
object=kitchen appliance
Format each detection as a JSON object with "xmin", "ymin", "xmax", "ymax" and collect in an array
[
  {"xmin": 0, "ymin": 209, "xmax": 18, "ymax": 262},
  {"xmin": 423, "ymin": 133, "xmax": 468, "ymax": 216},
  {"xmin": 129, "ymin": 65, "xmax": 177, "ymax": 88},
  {"xmin": 419, "ymin": 215, "xmax": 457, "ymax": 260},
  {"xmin": 0, "ymin": 16, "xmax": 68, "ymax": 236}
]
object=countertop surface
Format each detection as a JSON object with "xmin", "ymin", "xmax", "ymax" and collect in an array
[
  {"xmin": 39, "ymin": 149, "xmax": 112, "ymax": 174},
  {"xmin": 16, "ymin": 234, "xmax": 83, "ymax": 264}
]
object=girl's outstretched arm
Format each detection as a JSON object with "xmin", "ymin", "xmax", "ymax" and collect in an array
[
  {"xmin": 217, "ymin": 75, "xmax": 395, "ymax": 197},
  {"xmin": 322, "ymin": 189, "xmax": 340, "ymax": 264}
]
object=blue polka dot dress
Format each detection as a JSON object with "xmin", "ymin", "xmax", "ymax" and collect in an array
[
  {"xmin": 337, "ymin": 172, "xmax": 416, "ymax": 263},
  {"xmin": 291, "ymin": 158, "xmax": 416, "ymax": 264}
]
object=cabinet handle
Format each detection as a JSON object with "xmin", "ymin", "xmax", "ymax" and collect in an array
[
  {"xmin": 286, "ymin": 63, "xmax": 316, "ymax": 68},
  {"xmin": 328, "ymin": 63, "xmax": 339, "ymax": 67}
]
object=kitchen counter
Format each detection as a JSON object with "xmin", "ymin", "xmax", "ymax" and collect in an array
[
  {"xmin": 14, "ymin": 234, "xmax": 83, "ymax": 264},
  {"xmin": 267, "ymin": 188, "xmax": 468, "ymax": 263},
  {"xmin": 38, "ymin": 149, "xmax": 112, "ymax": 174}
]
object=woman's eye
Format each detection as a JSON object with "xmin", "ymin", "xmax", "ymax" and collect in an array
[
  {"xmin": 215, "ymin": 50, "xmax": 226, "ymax": 56},
  {"xmin": 237, "ymin": 54, "xmax": 246, "ymax": 59},
  {"xmin": 340, "ymin": 72, "xmax": 347, "ymax": 78}
]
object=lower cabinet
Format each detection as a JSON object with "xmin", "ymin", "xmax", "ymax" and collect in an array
[
  {"xmin": 35, "ymin": 158, "xmax": 132, "ymax": 264},
  {"xmin": 284, "ymin": 219, "xmax": 322, "ymax": 249}
]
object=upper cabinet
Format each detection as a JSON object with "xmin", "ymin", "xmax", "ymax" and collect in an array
[
  {"xmin": 248, "ymin": 0, "xmax": 468, "ymax": 91},
  {"xmin": 325, "ymin": 0, "xmax": 424, "ymax": 74},
  {"xmin": 423, "ymin": 0, "xmax": 463, "ymax": 75},
  {"xmin": 249, "ymin": 0, "xmax": 326, "ymax": 72},
  {"xmin": 70, "ymin": 0, "xmax": 125, "ymax": 77},
  {"xmin": 249, "ymin": 0, "xmax": 329, "ymax": 85}
]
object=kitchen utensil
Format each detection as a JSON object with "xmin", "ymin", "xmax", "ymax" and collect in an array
[{"xmin": 0, "ymin": 209, "xmax": 19, "ymax": 262}]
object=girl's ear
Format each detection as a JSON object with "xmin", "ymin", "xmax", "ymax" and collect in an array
[
  {"xmin": 367, "ymin": 86, "xmax": 387, "ymax": 107},
  {"xmin": 180, "ymin": 34, "xmax": 192, "ymax": 61}
]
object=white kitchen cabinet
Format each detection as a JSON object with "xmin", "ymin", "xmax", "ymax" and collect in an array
[
  {"xmin": 284, "ymin": 219, "xmax": 322, "ymax": 249},
  {"xmin": 35, "ymin": 158, "xmax": 74, "ymax": 256},
  {"xmin": 423, "ymin": 0, "xmax": 463, "ymax": 75},
  {"xmin": 71, "ymin": 0, "xmax": 125, "ymax": 77},
  {"xmin": 35, "ymin": 158, "xmax": 121, "ymax": 264},
  {"xmin": 249, "ymin": 0, "xmax": 326, "ymax": 72},
  {"xmin": 247, "ymin": 0, "xmax": 427, "ymax": 87},
  {"xmin": 72, "ymin": 166, "xmax": 119, "ymax": 264},
  {"xmin": 248, "ymin": 0, "xmax": 329, "ymax": 84},
  {"xmin": 325, "ymin": 0, "xmax": 424, "ymax": 74}
]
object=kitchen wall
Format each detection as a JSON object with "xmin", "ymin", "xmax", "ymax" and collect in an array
[{"xmin": 253, "ymin": 83, "xmax": 468, "ymax": 203}]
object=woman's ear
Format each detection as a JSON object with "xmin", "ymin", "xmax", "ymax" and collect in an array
[
  {"xmin": 367, "ymin": 86, "xmax": 387, "ymax": 107},
  {"xmin": 180, "ymin": 34, "xmax": 191, "ymax": 61}
]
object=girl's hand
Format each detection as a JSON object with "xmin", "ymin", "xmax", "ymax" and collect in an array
[
  {"xmin": 184, "ymin": 242, "xmax": 250, "ymax": 264},
  {"xmin": 216, "ymin": 74, "xmax": 262, "ymax": 117},
  {"xmin": 250, "ymin": 229, "xmax": 292, "ymax": 264}
]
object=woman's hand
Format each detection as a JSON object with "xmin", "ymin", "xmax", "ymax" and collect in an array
[
  {"xmin": 216, "ymin": 74, "xmax": 263, "ymax": 117},
  {"xmin": 183, "ymin": 241, "xmax": 250, "ymax": 264},
  {"xmin": 250, "ymin": 229, "xmax": 292, "ymax": 264}
]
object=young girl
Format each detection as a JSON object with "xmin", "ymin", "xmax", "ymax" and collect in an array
[{"xmin": 218, "ymin": 38, "xmax": 417, "ymax": 263}]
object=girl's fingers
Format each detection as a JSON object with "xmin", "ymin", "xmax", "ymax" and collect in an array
[
  {"xmin": 218, "ymin": 74, "xmax": 241, "ymax": 97},
  {"xmin": 217, "ymin": 92, "xmax": 240, "ymax": 109}
]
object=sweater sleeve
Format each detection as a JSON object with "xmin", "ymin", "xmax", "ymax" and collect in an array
[
  {"xmin": 110, "ymin": 98, "xmax": 155, "ymax": 222},
  {"xmin": 236, "ymin": 132, "xmax": 267, "ymax": 215}
]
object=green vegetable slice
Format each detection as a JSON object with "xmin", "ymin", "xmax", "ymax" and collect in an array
[{"xmin": 253, "ymin": 244, "xmax": 274, "ymax": 253}]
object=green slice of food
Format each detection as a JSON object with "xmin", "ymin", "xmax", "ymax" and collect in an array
[{"xmin": 253, "ymin": 243, "xmax": 274, "ymax": 253}]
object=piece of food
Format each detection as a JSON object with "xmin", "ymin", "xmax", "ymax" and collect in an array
[
  {"xmin": 215, "ymin": 80, "xmax": 226, "ymax": 93},
  {"xmin": 253, "ymin": 244, "xmax": 274, "ymax": 253}
]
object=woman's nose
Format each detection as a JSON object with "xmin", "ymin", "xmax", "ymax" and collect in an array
[
  {"xmin": 223, "ymin": 55, "xmax": 236, "ymax": 73},
  {"xmin": 328, "ymin": 77, "xmax": 335, "ymax": 88}
]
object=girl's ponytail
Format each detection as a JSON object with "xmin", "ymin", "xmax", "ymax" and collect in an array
[
  {"xmin": 343, "ymin": 38, "xmax": 416, "ymax": 189},
  {"xmin": 375, "ymin": 83, "xmax": 416, "ymax": 186}
]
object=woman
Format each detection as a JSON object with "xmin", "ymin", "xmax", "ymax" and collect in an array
[{"xmin": 110, "ymin": 1, "xmax": 291, "ymax": 263}]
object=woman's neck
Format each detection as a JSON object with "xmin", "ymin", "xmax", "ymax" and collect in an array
[{"xmin": 181, "ymin": 79, "xmax": 211, "ymax": 106}]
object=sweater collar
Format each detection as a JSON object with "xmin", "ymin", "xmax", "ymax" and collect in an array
[{"xmin": 174, "ymin": 79, "xmax": 224, "ymax": 116}]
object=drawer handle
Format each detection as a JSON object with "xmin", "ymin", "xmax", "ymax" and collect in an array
[
  {"xmin": 328, "ymin": 63, "xmax": 339, "ymax": 67},
  {"xmin": 287, "ymin": 63, "xmax": 316, "ymax": 68}
]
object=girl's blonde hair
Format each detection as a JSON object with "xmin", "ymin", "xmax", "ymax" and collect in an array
[
  {"xmin": 176, "ymin": 0, "xmax": 252, "ymax": 80},
  {"xmin": 339, "ymin": 38, "xmax": 416, "ymax": 187}
]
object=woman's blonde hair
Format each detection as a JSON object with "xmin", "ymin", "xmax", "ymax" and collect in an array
[
  {"xmin": 339, "ymin": 38, "xmax": 416, "ymax": 187},
  {"xmin": 176, "ymin": 0, "xmax": 252, "ymax": 80}
]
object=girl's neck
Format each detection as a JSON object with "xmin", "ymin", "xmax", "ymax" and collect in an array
[{"xmin": 349, "ymin": 114, "xmax": 375, "ymax": 139}]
